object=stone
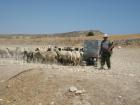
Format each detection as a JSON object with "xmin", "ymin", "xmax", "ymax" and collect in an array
[
  {"xmin": 69, "ymin": 86, "xmax": 78, "ymax": 92},
  {"xmin": 75, "ymin": 90, "xmax": 83, "ymax": 95},
  {"xmin": 75, "ymin": 89, "xmax": 86, "ymax": 95},
  {"xmin": 0, "ymin": 99, "xmax": 3, "ymax": 101},
  {"xmin": 118, "ymin": 96, "xmax": 122, "ymax": 98},
  {"xmin": 118, "ymin": 46, "xmax": 122, "ymax": 49}
]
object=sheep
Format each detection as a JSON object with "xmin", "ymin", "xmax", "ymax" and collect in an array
[
  {"xmin": 45, "ymin": 50, "xmax": 58, "ymax": 64},
  {"xmin": 71, "ymin": 51, "xmax": 81, "ymax": 66},
  {"xmin": 55, "ymin": 48, "xmax": 71, "ymax": 65},
  {"xmin": 0, "ymin": 48, "xmax": 8, "ymax": 58},
  {"xmin": 23, "ymin": 50, "xmax": 34, "ymax": 63}
]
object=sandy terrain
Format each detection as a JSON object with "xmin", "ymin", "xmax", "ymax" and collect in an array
[{"xmin": 0, "ymin": 47, "xmax": 140, "ymax": 105}]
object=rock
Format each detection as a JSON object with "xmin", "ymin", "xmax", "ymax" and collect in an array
[
  {"xmin": 75, "ymin": 90, "xmax": 83, "ymax": 94},
  {"xmin": 0, "ymin": 99, "xmax": 3, "ymax": 101},
  {"xmin": 75, "ymin": 89, "xmax": 86, "ymax": 95},
  {"xmin": 69, "ymin": 86, "xmax": 78, "ymax": 92},
  {"xmin": 118, "ymin": 46, "xmax": 122, "ymax": 49},
  {"xmin": 118, "ymin": 96, "xmax": 122, "ymax": 98}
]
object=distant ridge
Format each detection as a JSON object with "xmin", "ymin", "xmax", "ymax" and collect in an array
[
  {"xmin": 0, "ymin": 30, "xmax": 104, "ymax": 37},
  {"xmin": 50, "ymin": 30, "xmax": 104, "ymax": 37}
]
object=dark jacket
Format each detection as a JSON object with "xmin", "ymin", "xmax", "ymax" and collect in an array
[{"xmin": 100, "ymin": 40, "xmax": 114, "ymax": 55}]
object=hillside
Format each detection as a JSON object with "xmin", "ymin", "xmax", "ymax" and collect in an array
[
  {"xmin": 0, "ymin": 30, "xmax": 103, "ymax": 37},
  {"xmin": 0, "ymin": 31, "xmax": 140, "ymax": 46},
  {"xmin": 50, "ymin": 30, "xmax": 104, "ymax": 37}
]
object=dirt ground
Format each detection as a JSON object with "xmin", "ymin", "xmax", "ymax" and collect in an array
[{"xmin": 0, "ymin": 47, "xmax": 140, "ymax": 105}]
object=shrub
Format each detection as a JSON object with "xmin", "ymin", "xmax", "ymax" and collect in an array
[{"xmin": 86, "ymin": 32, "xmax": 94, "ymax": 36}]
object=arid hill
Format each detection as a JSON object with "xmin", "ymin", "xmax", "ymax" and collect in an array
[{"xmin": 0, "ymin": 31, "xmax": 140, "ymax": 46}]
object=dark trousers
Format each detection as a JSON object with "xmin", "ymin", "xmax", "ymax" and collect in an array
[{"xmin": 101, "ymin": 52, "xmax": 111, "ymax": 68}]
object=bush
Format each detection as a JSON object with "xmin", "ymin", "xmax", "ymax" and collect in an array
[{"xmin": 86, "ymin": 32, "xmax": 94, "ymax": 36}]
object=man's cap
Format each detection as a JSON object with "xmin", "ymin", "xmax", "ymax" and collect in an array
[{"xmin": 103, "ymin": 33, "xmax": 108, "ymax": 37}]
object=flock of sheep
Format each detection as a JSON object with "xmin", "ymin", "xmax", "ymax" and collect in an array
[{"xmin": 0, "ymin": 46, "xmax": 84, "ymax": 66}]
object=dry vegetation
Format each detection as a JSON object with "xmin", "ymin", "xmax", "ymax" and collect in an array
[{"xmin": 0, "ymin": 33, "xmax": 140, "ymax": 46}]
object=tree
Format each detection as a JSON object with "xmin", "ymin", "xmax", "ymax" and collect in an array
[{"xmin": 86, "ymin": 31, "xmax": 94, "ymax": 36}]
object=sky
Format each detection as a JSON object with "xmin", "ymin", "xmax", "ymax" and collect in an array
[{"xmin": 0, "ymin": 0, "xmax": 140, "ymax": 34}]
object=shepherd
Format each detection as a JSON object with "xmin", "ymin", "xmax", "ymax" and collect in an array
[{"xmin": 99, "ymin": 34, "xmax": 114, "ymax": 70}]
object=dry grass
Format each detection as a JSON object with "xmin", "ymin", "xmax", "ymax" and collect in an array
[
  {"xmin": 109, "ymin": 34, "xmax": 140, "ymax": 40},
  {"xmin": 0, "ymin": 34, "xmax": 140, "ymax": 46}
]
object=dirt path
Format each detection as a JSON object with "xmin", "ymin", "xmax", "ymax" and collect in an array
[{"xmin": 0, "ymin": 48, "xmax": 140, "ymax": 105}]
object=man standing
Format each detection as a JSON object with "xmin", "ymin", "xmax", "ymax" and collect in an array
[{"xmin": 99, "ymin": 34, "xmax": 114, "ymax": 69}]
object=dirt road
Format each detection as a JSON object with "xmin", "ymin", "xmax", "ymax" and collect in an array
[{"xmin": 0, "ymin": 47, "xmax": 140, "ymax": 105}]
